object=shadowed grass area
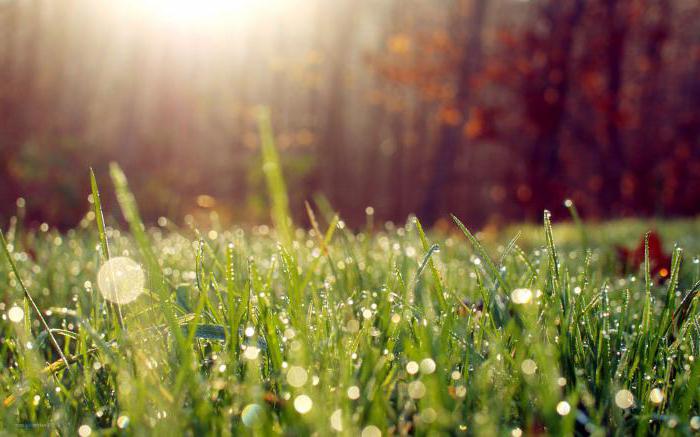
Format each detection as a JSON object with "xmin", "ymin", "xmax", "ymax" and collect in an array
[{"xmin": 1, "ymin": 127, "xmax": 699, "ymax": 435}]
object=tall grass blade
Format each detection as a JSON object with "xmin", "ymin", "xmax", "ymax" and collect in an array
[
  {"xmin": 109, "ymin": 163, "xmax": 164, "ymax": 291},
  {"xmin": 414, "ymin": 217, "xmax": 447, "ymax": 312},
  {"xmin": 90, "ymin": 168, "xmax": 124, "ymax": 328},
  {"xmin": 257, "ymin": 106, "xmax": 292, "ymax": 248}
]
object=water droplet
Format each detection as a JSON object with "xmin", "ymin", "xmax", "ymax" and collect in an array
[
  {"xmin": 241, "ymin": 404, "xmax": 263, "ymax": 428},
  {"xmin": 347, "ymin": 386, "xmax": 360, "ymax": 400},
  {"xmin": 286, "ymin": 366, "xmax": 308, "ymax": 388},
  {"xmin": 8, "ymin": 306, "xmax": 24, "ymax": 323},
  {"xmin": 330, "ymin": 409, "xmax": 343, "ymax": 431},
  {"xmin": 97, "ymin": 257, "xmax": 145, "ymax": 304},
  {"xmin": 78, "ymin": 424, "xmax": 92, "ymax": 437},
  {"xmin": 406, "ymin": 361, "xmax": 419, "ymax": 375},
  {"xmin": 556, "ymin": 401, "xmax": 571, "ymax": 415},
  {"xmin": 361, "ymin": 425, "xmax": 382, "ymax": 437},
  {"xmin": 521, "ymin": 359, "xmax": 537, "ymax": 375},
  {"xmin": 615, "ymin": 389, "xmax": 634, "ymax": 409},
  {"xmin": 243, "ymin": 346, "xmax": 260, "ymax": 360},
  {"xmin": 690, "ymin": 416, "xmax": 700, "ymax": 430},
  {"xmin": 649, "ymin": 388, "xmax": 664, "ymax": 404},
  {"xmin": 420, "ymin": 358, "xmax": 436, "ymax": 374},
  {"xmin": 117, "ymin": 415, "xmax": 130, "ymax": 429},
  {"xmin": 408, "ymin": 380, "xmax": 426, "ymax": 399},
  {"xmin": 293, "ymin": 395, "xmax": 313, "ymax": 414},
  {"xmin": 511, "ymin": 288, "xmax": 533, "ymax": 304}
]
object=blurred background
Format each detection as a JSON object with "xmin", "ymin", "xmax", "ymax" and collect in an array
[{"xmin": 0, "ymin": 0, "xmax": 698, "ymax": 229}]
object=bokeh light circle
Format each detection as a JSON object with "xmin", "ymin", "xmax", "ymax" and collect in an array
[{"xmin": 97, "ymin": 257, "xmax": 145, "ymax": 304}]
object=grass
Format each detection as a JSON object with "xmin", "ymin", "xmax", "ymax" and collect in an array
[{"xmin": 1, "ymin": 134, "xmax": 700, "ymax": 435}]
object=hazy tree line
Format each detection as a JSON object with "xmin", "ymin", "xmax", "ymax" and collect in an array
[{"xmin": 0, "ymin": 0, "xmax": 698, "ymax": 229}]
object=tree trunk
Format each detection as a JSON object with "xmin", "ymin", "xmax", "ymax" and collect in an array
[
  {"xmin": 419, "ymin": 0, "xmax": 488, "ymax": 226},
  {"xmin": 600, "ymin": 0, "xmax": 628, "ymax": 211},
  {"xmin": 526, "ymin": 0, "xmax": 585, "ymax": 219}
]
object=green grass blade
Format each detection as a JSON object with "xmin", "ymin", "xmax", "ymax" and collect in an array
[
  {"xmin": 451, "ymin": 214, "xmax": 511, "ymax": 293},
  {"xmin": 90, "ymin": 168, "xmax": 111, "ymax": 260},
  {"xmin": 90, "ymin": 168, "xmax": 123, "ymax": 328},
  {"xmin": 414, "ymin": 217, "xmax": 447, "ymax": 312},
  {"xmin": 109, "ymin": 162, "xmax": 165, "ymax": 291},
  {"xmin": 257, "ymin": 106, "xmax": 292, "ymax": 248}
]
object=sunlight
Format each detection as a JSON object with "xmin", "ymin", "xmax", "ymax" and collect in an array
[{"xmin": 130, "ymin": 0, "xmax": 269, "ymax": 27}]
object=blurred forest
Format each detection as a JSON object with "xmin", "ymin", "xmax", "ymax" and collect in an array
[{"xmin": 0, "ymin": 0, "xmax": 699, "ymax": 229}]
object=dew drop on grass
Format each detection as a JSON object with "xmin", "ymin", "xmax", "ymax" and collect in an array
[
  {"xmin": 615, "ymin": 389, "xmax": 634, "ymax": 409},
  {"xmin": 521, "ymin": 359, "xmax": 537, "ymax": 375},
  {"xmin": 241, "ymin": 404, "xmax": 263, "ymax": 428},
  {"xmin": 8, "ymin": 306, "xmax": 24, "ymax": 323},
  {"xmin": 361, "ymin": 425, "xmax": 382, "ymax": 437},
  {"xmin": 243, "ymin": 346, "xmax": 260, "ymax": 360},
  {"xmin": 408, "ymin": 381, "xmax": 426, "ymax": 399},
  {"xmin": 406, "ymin": 361, "xmax": 419, "ymax": 375},
  {"xmin": 330, "ymin": 409, "xmax": 343, "ymax": 431},
  {"xmin": 117, "ymin": 415, "xmax": 130, "ymax": 429},
  {"xmin": 293, "ymin": 394, "xmax": 313, "ymax": 414},
  {"xmin": 347, "ymin": 385, "xmax": 360, "ymax": 400},
  {"xmin": 690, "ymin": 416, "xmax": 700, "ymax": 430},
  {"xmin": 649, "ymin": 388, "xmax": 664, "ymax": 404},
  {"xmin": 420, "ymin": 358, "xmax": 436, "ymax": 374},
  {"xmin": 286, "ymin": 366, "xmax": 308, "ymax": 388},
  {"xmin": 556, "ymin": 401, "xmax": 571, "ymax": 415},
  {"xmin": 97, "ymin": 257, "xmax": 145, "ymax": 304},
  {"xmin": 511, "ymin": 288, "xmax": 533, "ymax": 305},
  {"xmin": 78, "ymin": 424, "xmax": 92, "ymax": 437}
]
